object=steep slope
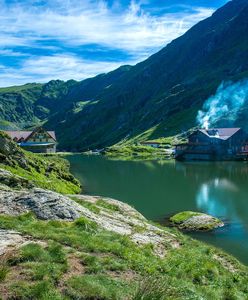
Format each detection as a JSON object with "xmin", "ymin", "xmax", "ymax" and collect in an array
[
  {"xmin": 0, "ymin": 0, "xmax": 248, "ymax": 150},
  {"xmin": 45, "ymin": 0, "xmax": 248, "ymax": 150},
  {"xmin": 0, "ymin": 131, "xmax": 81, "ymax": 193},
  {"xmin": 0, "ymin": 66, "xmax": 131, "ymax": 130},
  {"xmin": 0, "ymin": 81, "xmax": 75, "ymax": 127}
]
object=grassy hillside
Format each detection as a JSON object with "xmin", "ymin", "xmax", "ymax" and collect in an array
[
  {"xmin": 0, "ymin": 131, "xmax": 81, "ymax": 194},
  {"xmin": 0, "ymin": 199, "xmax": 247, "ymax": 299},
  {"xmin": 0, "ymin": 66, "xmax": 131, "ymax": 132},
  {"xmin": 44, "ymin": 0, "xmax": 248, "ymax": 150},
  {"xmin": 0, "ymin": 0, "xmax": 248, "ymax": 150}
]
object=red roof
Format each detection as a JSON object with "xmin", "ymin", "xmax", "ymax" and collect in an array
[
  {"xmin": 198, "ymin": 128, "xmax": 241, "ymax": 140},
  {"xmin": 4, "ymin": 130, "xmax": 56, "ymax": 142}
]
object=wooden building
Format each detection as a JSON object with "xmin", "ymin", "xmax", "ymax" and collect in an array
[
  {"xmin": 175, "ymin": 128, "xmax": 248, "ymax": 161},
  {"xmin": 4, "ymin": 127, "xmax": 57, "ymax": 153}
]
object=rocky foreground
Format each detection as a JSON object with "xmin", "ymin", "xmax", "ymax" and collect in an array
[
  {"xmin": 0, "ymin": 131, "xmax": 248, "ymax": 299},
  {"xmin": 0, "ymin": 167, "xmax": 248, "ymax": 299},
  {"xmin": 0, "ymin": 168, "xmax": 179, "ymax": 258}
]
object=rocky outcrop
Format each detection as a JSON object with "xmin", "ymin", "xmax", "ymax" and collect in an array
[
  {"xmin": 0, "ymin": 183, "xmax": 180, "ymax": 257},
  {"xmin": 170, "ymin": 211, "xmax": 224, "ymax": 231},
  {"xmin": 0, "ymin": 188, "xmax": 85, "ymax": 220}
]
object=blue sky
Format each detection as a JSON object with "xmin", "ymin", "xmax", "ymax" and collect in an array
[{"xmin": 0, "ymin": 0, "xmax": 229, "ymax": 87}]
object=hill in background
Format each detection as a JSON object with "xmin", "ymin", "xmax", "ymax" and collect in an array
[{"xmin": 0, "ymin": 0, "xmax": 248, "ymax": 150}]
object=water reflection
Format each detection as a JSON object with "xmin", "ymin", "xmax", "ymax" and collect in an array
[
  {"xmin": 175, "ymin": 162, "xmax": 248, "ymax": 264},
  {"xmin": 67, "ymin": 155, "xmax": 248, "ymax": 264},
  {"xmin": 196, "ymin": 179, "xmax": 239, "ymax": 217},
  {"xmin": 175, "ymin": 162, "xmax": 248, "ymax": 222}
]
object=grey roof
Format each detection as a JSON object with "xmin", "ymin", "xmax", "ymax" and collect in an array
[{"xmin": 198, "ymin": 128, "xmax": 241, "ymax": 140}]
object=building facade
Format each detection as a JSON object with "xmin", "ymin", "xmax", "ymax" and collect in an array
[
  {"xmin": 4, "ymin": 127, "xmax": 57, "ymax": 153},
  {"xmin": 175, "ymin": 128, "xmax": 248, "ymax": 161}
]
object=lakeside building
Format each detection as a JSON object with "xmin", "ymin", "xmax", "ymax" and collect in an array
[
  {"xmin": 175, "ymin": 128, "xmax": 248, "ymax": 161},
  {"xmin": 4, "ymin": 127, "xmax": 57, "ymax": 153}
]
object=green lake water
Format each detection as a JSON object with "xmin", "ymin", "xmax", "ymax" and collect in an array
[{"xmin": 67, "ymin": 154, "xmax": 248, "ymax": 265}]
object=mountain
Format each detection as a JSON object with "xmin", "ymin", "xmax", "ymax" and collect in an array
[
  {"xmin": 0, "ymin": 66, "xmax": 131, "ymax": 132},
  {"xmin": 1, "ymin": 0, "xmax": 248, "ymax": 150}
]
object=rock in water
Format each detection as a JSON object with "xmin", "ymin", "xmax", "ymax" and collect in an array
[{"xmin": 170, "ymin": 211, "xmax": 224, "ymax": 231}]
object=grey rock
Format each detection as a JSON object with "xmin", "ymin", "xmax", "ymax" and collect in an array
[
  {"xmin": 0, "ymin": 229, "xmax": 46, "ymax": 256},
  {"xmin": 170, "ymin": 211, "xmax": 224, "ymax": 231},
  {"xmin": 181, "ymin": 215, "xmax": 224, "ymax": 231},
  {"xmin": 0, "ymin": 230, "xmax": 29, "ymax": 255},
  {"xmin": 0, "ymin": 186, "xmax": 180, "ymax": 257},
  {"xmin": 0, "ymin": 188, "xmax": 86, "ymax": 221}
]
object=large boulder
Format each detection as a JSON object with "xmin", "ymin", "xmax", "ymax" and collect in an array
[
  {"xmin": 0, "ymin": 188, "xmax": 87, "ymax": 220},
  {"xmin": 170, "ymin": 211, "xmax": 224, "ymax": 231}
]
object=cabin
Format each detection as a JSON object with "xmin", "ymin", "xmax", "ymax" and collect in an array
[
  {"xmin": 4, "ymin": 127, "xmax": 57, "ymax": 153},
  {"xmin": 175, "ymin": 128, "xmax": 248, "ymax": 161}
]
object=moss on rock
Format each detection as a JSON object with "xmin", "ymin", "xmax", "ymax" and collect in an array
[{"xmin": 170, "ymin": 211, "xmax": 224, "ymax": 231}]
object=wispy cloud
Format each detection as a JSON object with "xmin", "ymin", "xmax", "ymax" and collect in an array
[
  {"xmin": 0, "ymin": 54, "xmax": 125, "ymax": 87},
  {"xmin": 0, "ymin": 0, "xmax": 217, "ymax": 86}
]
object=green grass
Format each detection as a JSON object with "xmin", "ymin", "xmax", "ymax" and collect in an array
[
  {"xmin": 0, "ymin": 212, "xmax": 247, "ymax": 299},
  {"xmin": 170, "ymin": 211, "xmax": 203, "ymax": 224},
  {"xmin": 0, "ymin": 131, "xmax": 81, "ymax": 194},
  {"xmin": 0, "ymin": 266, "xmax": 8, "ymax": 283},
  {"xmin": 70, "ymin": 196, "xmax": 101, "ymax": 214},
  {"xmin": 96, "ymin": 199, "xmax": 121, "ymax": 212},
  {"xmin": 104, "ymin": 145, "xmax": 170, "ymax": 161},
  {"xmin": 65, "ymin": 274, "xmax": 134, "ymax": 299}
]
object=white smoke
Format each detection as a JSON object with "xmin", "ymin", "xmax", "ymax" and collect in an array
[{"xmin": 197, "ymin": 79, "xmax": 248, "ymax": 129}]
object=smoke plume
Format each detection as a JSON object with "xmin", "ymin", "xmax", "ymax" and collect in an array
[{"xmin": 197, "ymin": 79, "xmax": 248, "ymax": 129}]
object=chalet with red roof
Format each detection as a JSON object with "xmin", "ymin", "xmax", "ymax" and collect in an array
[
  {"xmin": 175, "ymin": 128, "xmax": 248, "ymax": 161},
  {"xmin": 4, "ymin": 127, "xmax": 57, "ymax": 153}
]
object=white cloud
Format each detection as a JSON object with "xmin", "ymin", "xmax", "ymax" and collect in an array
[
  {"xmin": 0, "ymin": 1, "xmax": 214, "ymax": 52},
  {"xmin": 0, "ymin": 54, "xmax": 127, "ymax": 87},
  {"xmin": 0, "ymin": 0, "xmax": 216, "ymax": 86}
]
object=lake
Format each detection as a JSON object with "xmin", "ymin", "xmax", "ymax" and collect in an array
[{"xmin": 67, "ymin": 154, "xmax": 248, "ymax": 265}]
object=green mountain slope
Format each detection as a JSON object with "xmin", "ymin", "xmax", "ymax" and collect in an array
[
  {"xmin": 0, "ymin": 0, "xmax": 248, "ymax": 150},
  {"xmin": 0, "ymin": 66, "xmax": 131, "ymax": 132},
  {"xmin": 0, "ymin": 81, "xmax": 76, "ymax": 127},
  {"xmin": 45, "ymin": 0, "xmax": 248, "ymax": 150}
]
